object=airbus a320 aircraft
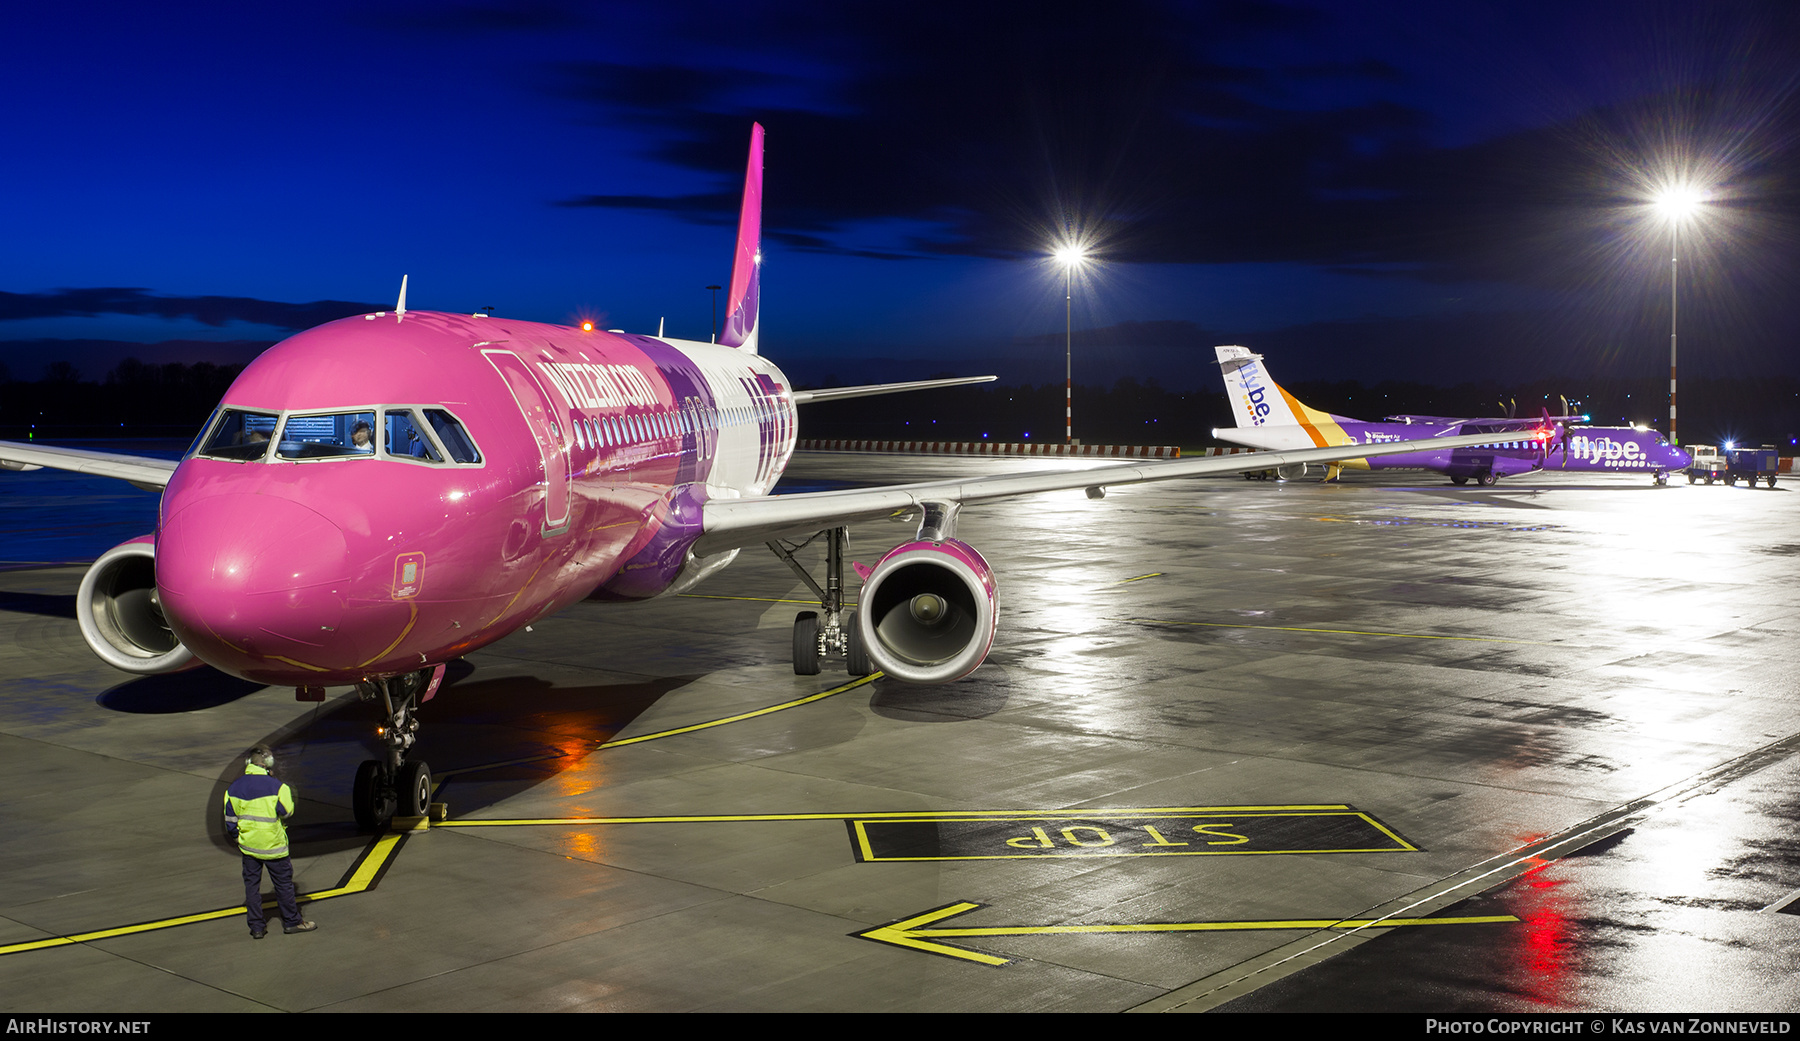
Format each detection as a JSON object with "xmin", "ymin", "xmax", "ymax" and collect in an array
[
  {"xmin": 1212, "ymin": 345, "xmax": 1691, "ymax": 485},
  {"xmin": 0, "ymin": 125, "xmax": 1521, "ymax": 829}
]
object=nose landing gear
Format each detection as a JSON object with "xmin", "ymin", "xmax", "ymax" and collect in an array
[
  {"xmin": 770, "ymin": 527, "xmax": 873, "ymax": 677},
  {"xmin": 352, "ymin": 664, "xmax": 444, "ymax": 830}
]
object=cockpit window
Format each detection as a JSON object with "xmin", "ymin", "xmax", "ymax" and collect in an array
[
  {"xmin": 196, "ymin": 409, "xmax": 279, "ymax": 461},
  {"xmin": 384, "ymin": 409, "xmax": 444, "ymax": 462},
  {"xmin": 276, "ymin": 411, "xmax": 378, "ymax": 460},
  {"xmin": 424, "ymin": 409, "xmax": 481, "ymax": 464}
]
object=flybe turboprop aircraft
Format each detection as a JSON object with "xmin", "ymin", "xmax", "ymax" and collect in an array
[
  {"xmin": 0, "ymin": 125, "xmax": 1521, "ymax": 829},
  {"xmin": 1213, "ymin": 345, "xmax": 1691, "ymax": 485}
]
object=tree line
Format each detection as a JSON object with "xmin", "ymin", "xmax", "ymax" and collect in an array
[
  {"xmin": 3, "ymin": 359, "xmax": 1793, "ymax": 450},
  {"xmin": 0, "ymin": 358, "xmax": 246, "ymax": 438}
]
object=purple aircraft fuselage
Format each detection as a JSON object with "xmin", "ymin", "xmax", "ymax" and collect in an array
[{"xmin": 1213, "ymin": 346, "xmax": 1691, "ymax": 485}]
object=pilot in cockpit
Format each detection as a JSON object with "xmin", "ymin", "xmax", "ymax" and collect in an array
[{"xmin": 350, "ymin": 422, "xmax": 374, "ymax": 452}]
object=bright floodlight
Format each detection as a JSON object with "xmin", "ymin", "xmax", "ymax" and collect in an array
[
  {"xmin": 1654, "ymin": 184, "xmax": 1708, "ymax": 220},
  {"xmin": 1053, "ymin": 243, "xmax": 1088, "ymax": 267}
]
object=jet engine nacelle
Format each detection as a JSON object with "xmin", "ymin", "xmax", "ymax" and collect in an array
[
  {"xmin": 77, "ymin": 536, "xmax": 199, "ymax": 674},
  {"xmin": 856, "ymin": 537, "xmax": 997, "ymax": 684},
  {"xmin": 1275, "ymin": 462, "xmax": 1316, "ymax": 481}
]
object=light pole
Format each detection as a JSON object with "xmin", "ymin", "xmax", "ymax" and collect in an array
[
  {"xmin": 706, "ymin": 285, "xmax": 722, "ymax": 343},
  {"xmin": 1053, "ymin": 244, "xmax": 1087, "ymax": 445},
  {"xmin": 1653, "ymin": 186, "xmax": 1704, "ymax": 445}
]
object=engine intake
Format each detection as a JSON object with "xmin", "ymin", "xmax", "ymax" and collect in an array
[
  {"xmin": 77, "ymin": 536, "xmax": 198, "ymax": 674},
  {"xmin": 856, "ymin": 538, "xmax": 997, "ymax": 683}
]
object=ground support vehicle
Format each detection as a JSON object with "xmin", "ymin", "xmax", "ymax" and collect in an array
[
  {"xmin": 1725, "ymin": 445, "xmax": 1779, "ymax": 488},
  {"xmin": 1687, "ymin": 445, "xmax": 1725, "ymax": 484}
]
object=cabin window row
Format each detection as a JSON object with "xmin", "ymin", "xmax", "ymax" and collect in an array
[{"xmin": 563, "ymin": 396, "xmax": 783, "ymax": 452}]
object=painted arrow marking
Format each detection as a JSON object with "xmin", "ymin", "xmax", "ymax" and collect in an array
[{"xmin": 854, "ymin": 901, "xmax": 1520, "ymax": 967}]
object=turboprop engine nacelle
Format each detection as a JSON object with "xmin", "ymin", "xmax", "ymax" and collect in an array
[
  {"xmin": 856, "ymin": 537, "xmax": 998, "ymax": 684},
  {"xmin": 77, "ymin": 536, "xmax": 198, "ymax": 674}
]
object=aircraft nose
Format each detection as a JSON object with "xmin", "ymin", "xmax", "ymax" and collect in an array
[{"xmin": 156, "ymin": 493, "xmax": 351, "ymax": 668}]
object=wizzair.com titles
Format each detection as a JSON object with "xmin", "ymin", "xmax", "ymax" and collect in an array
[{"xmin": 534, "ymin": 361, "xmax": 661, "ymax": 411}]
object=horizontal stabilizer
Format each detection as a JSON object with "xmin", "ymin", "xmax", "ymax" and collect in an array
[{"xmin": 792, "ymin": 375, "xmax": 997, "ymax": 405}]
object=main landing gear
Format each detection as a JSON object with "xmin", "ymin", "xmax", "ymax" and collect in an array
[
  {"xmin": 352, "ymin": 665, "xmax": 443, "ymax": 830},
  {"xmin": 768, "ymin": 526, "xmax": 873, "ymax": 677}
]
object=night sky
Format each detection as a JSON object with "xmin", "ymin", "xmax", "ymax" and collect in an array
[{"xmin": 4, "ymin": 1, "xmax": 1797, "ymax": 392}]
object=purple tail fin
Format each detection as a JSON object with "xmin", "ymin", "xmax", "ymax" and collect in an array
[{"xmin": 719, "ymin": 123, "xmax": 763, "ymax": 353}]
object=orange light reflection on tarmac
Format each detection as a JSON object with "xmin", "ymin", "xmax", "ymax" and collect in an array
[{"xmin": 549, "ymin": 735, "xmax": 602, "ymax": 801}]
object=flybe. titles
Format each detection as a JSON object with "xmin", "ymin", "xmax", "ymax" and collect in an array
[
  {"xmin": 1569, "ymin": 435, "xmax": 1646, "ymax": 465},
  {"xmin": 1236, "ymin": 364, "xmax": 1273, "ymax": 427},
  {"xmin": 535, "ymin": 361, "xmax": 661, "ymax": 411}
]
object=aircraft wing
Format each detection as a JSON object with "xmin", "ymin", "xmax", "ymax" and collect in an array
[
  {"xmin": 0, "ymin": 440, "xmax": 179, "ymax": 491},
  {"xmin": 790, "ymin": 375, "xmax": 997, "ymax": 405},
  {"xmin": 695, "ymin": 430, "xmax": 1516, "ymax": 554}
]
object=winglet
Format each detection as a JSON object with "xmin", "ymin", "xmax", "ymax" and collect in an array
[
  {"xmin": 395, "ymin": 274, "xmax": 409, "ymax": 323},
  {"xmin": 719, "ymin": 123, "xmax": 763, "ymax": 354}
]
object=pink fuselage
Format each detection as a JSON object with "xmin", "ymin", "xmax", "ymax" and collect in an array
[{"xmin": 154, "ymin": 311, "xmax": 795, "ymax": 685}]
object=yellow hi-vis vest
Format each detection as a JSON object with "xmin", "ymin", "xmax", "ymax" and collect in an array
[{"xmin": 223, "ymin": 763, "xmax": 295, "ymax": 860}]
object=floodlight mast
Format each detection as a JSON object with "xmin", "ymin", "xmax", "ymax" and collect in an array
[
  {"xmin": 1655, "ymin": 185, "xmax": 1703, "ymax": 446},
  {"xmin": 1053, "ymin": 244, "xmax": 1087, "ymax": 445},
  {"xmin": 1670, "ymin": 218, "xmax": 1678, "ymax": 445}
]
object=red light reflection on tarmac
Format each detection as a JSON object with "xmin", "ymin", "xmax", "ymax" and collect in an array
[{"xmin": 1509, "ymin": 850, "xmax": 1578, "ymax": 1006}]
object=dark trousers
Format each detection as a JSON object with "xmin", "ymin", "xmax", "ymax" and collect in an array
[{"xmin": 242, "ymin": 853, "xmax": 303, "ymax": 930}]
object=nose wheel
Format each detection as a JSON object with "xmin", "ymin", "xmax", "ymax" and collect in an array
[
  {"xmin": 352, "ymin": 760, "xmax": 396, "ymax": 830},
  {"xmin": 352, "ymin": 665, "xmax": 443, "ymax": 830},
  {"xmin": 352, "ymin": 758, "xmax": 434, "ymax": 829},
  {"xmin": 398, "ymin": 760, "xmax": 433, "ymax": 816}
]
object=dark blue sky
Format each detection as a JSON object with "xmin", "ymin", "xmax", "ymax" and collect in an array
[{"xmin": 4, "ymin": 1, "xmax": 1796, "ymax": 389}]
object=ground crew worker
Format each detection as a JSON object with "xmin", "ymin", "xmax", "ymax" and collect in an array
[{"xmin": 224, "ymin": 745, "xmax": 317, "ymax": 939}]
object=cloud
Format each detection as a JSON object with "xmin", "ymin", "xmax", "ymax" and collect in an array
[
  {"xmin": 543, "ymin": 0, "xmax": 1800, "ymax": 292},
  {"xmin": 0, "ymin": 289, "xmax": 380, "ymax": 330}
]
